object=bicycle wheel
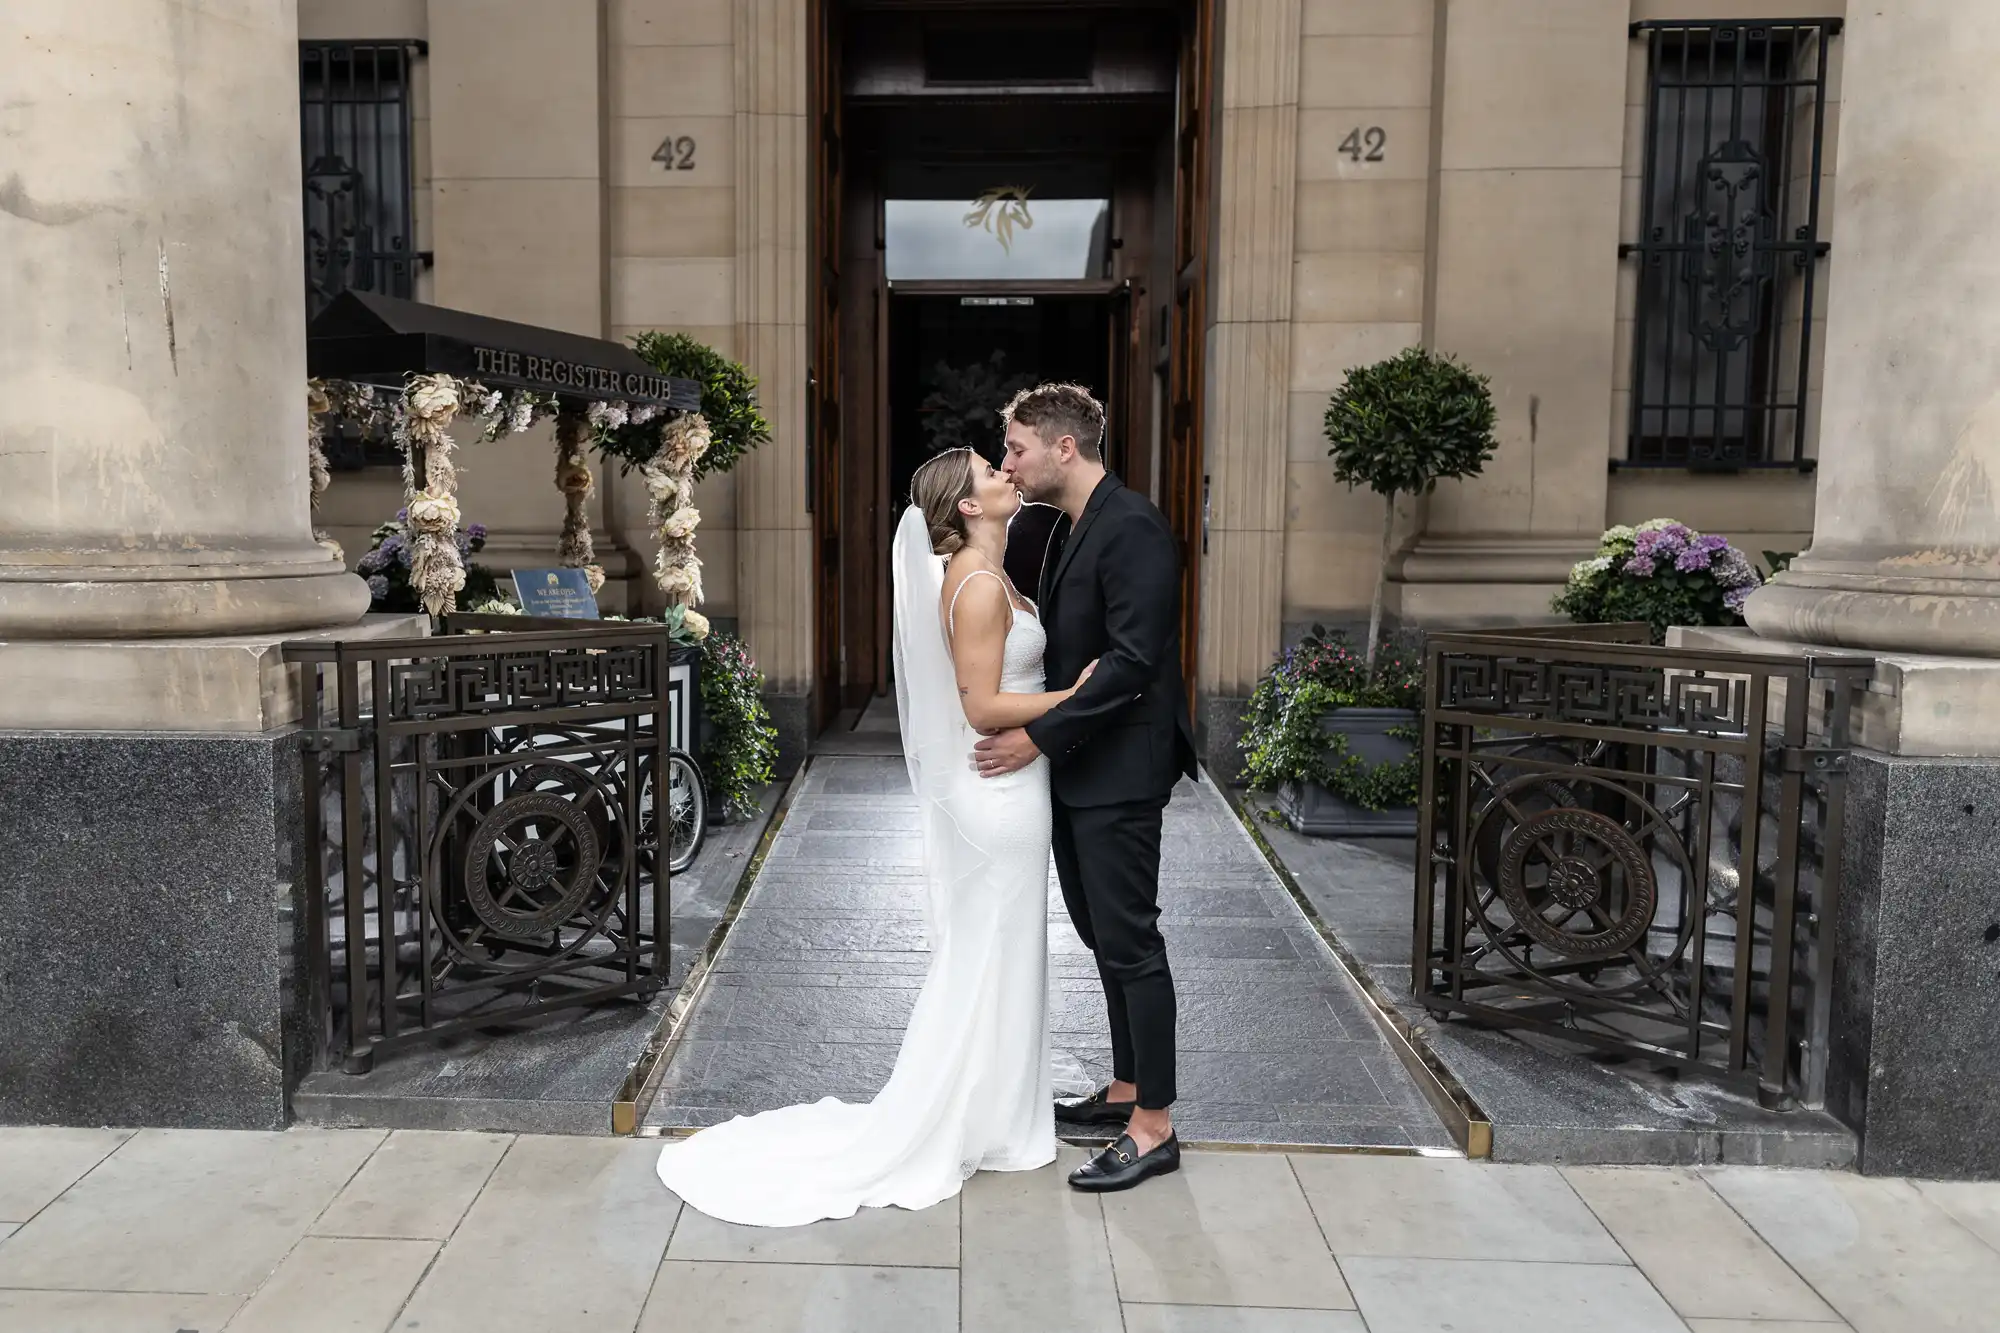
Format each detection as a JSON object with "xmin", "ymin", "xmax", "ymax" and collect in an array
[{"xmin": 665, "ymin": 749, "xmax": 708, "ymax": 875}]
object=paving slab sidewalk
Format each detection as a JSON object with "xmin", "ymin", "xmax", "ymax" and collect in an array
[{"xmin": 4, "ymin": 1125, "xmax": 1997, "ymax": 1332}]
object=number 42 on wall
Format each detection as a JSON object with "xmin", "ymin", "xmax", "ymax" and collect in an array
[
  {"xmin": 1339, "ymin": 126, "xmax": 1387, "ymax": 163},
  {"xmin": 653, "ymin": 136, "xmax": 697, "ymax": 171}
]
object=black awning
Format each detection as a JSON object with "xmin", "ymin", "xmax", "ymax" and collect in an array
[{"xmin": 306, "ymin": 291, "xmax": 700, "ymax": 410}]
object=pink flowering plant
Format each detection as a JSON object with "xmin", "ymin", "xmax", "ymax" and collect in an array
[{"xmin": 1552, "ymin": 520, "xmax": 1763, "ymax": 644}]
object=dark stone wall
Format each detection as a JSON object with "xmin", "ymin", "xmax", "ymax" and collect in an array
[
  {"xmin": 0, "ymin": 729, "xmax": 306, "ymax": 1130},
  {"xmin": 1833, "ymin": 751, "xmax": 2000, "ymax": 1179}
]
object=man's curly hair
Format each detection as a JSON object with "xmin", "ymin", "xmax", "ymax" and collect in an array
[{"xmin": 999, "ymin": 382, "xmax": 1106, "ymax": 461}]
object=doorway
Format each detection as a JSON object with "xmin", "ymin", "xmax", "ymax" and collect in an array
[{"xmin": 808, "ymin": 0, "xmax": 1215, "ymax": 732}]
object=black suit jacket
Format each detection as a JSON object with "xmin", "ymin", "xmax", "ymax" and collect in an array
[{"xmin": 1024, "ymin": 475, "xmax": 1200, "ymax": 807}]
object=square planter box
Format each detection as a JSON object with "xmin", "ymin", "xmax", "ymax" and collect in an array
[{"xmin": 1275, "ymin": 706, "xmax": 1419, "ymax": 838}]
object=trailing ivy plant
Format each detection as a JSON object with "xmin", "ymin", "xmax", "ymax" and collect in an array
[
  {"xmin": 1239, "ymin": 626, "xmax": 1424, "ymax": 813},
  {"xmin": 698, "ymin": 631, "xmax": 779, "ymax": 822},
  {"xmin": 1324, "ymin": 347, "xmax": 1497, "ymax": 671},
  {"xmin": 596, "ymin": 332, "xmax": 771, "ymax": 481}
]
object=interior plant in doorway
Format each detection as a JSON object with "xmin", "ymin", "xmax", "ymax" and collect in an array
[
  {"xmin": 920, "ymin": 350, "xmax": 1037, "ymax": 455},
  {"xmin": 1552, "ymin": 520, "xmax": 1764, "ymax": 643},
  {"xmin": 1239, "ymin": 626, "xmax": 1424, "ymax": 834},
  {"xmin": 1323, "ymin": 346, "xmax": 1498, "ymax": 671}
]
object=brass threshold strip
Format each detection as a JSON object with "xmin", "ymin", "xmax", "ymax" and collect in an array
[
  {"xmin": 612, "ymin": 769, "xmax": 809, "ymax": 1135},
  {"xmin": 1222, "ymin": 784, "xmax": 1494, "ymax": 1160}
]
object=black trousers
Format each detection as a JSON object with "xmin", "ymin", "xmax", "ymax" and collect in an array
[{"xmin": 1050, "ymin": 794, "xmax": 1177, "ymax": 1109}]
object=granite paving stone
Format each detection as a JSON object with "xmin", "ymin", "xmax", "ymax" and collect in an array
[
  {"xmin": 1702, "ymin": 1166, "xmax": 2000, "ymax": 1332},
  {"xmin": 0, "ymin": 1127, "xmax": 131, "ymax": 1221},
  {"xmin": 0, "ymin": 1290, "xmax": 245, "ymax": 1333},
  {"xmin": 309, "ymin": 1129, "xmax": 513, "ymax": 1240},
  {"xmin": 223, "ymin": 1236, "xmax": 438, "ymax": 1333},
  {"xmin": 0, "ymin": 1127, "xmax": 383, "ymax": 1295},
  {"xmin": 1100, "ymin": 1152, "xmax": 1354, "ymax": 1310},
  {"xmin": 665, "ymin": 1185, "xmax": 959, "ymax": 1267},
  {"xmin": 1564, "ymin": 1165, "xmax": 1840, "ymax": 1322},
  {"xmin": 961, "ymin": 1150, "xmax": 1123, "ymax": 1333},
  {"xmin": 1290, "ymin": 1156, "xmax": 1627, "ymax": 1264},
  {"xmin": 638, "ymin": 1259, "xmax": 959, "ymax": 1333},
  {"xmin": 392, "ymin": 1135, "xmax": 680, "ymax": 1333},
  {"xmin": 1120, "ymin": 1308, "xmax": 1367, "ymax": 1333},
  {"xmin": 643, "ymin": 757, "xmax": 1451, "ymax": 1147},
  {"xmin": 1342, "ymin": 1256, "xmax": 1687, "ymax": 1333}
]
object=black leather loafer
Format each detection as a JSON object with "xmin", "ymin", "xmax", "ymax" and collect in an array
[
  {"xmin": 1055, "ymin": 1086, "xmax": 1136, "ymax": 1126},
  {"xmin": 1067, "ymin": 1132, "xmax": 1181, "ymax": 1192}
]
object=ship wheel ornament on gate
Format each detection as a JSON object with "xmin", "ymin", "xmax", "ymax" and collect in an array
[
  {"xmin": 1493, "ymin": 807, "xmax": 1657, "ymax": 960},
  {"xmin": 461, "ymin": 792, "xmax": 605, "ymax": 941}
]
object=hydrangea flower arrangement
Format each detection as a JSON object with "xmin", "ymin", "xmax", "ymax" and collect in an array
[
  {"xmin": 356, "ymin": 509, "xmax": 499, "ymax": 613},
  {"xmin": 1553, "ymin": 519, "xmax": 1763, "ymax": 643}
]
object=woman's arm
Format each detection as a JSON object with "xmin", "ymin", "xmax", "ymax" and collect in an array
[{"xmin": 946, "ymin": 569, "xmax": 1089, "ymax": 732}]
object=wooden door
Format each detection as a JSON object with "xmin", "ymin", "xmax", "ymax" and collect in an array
[
  {"xmin": 1161, "ymin": 0, "xmax": 1216, "ymax": 708},
  {"xmin": 809, "ymin": 0, "xmax": 844, "ymax": 731}
]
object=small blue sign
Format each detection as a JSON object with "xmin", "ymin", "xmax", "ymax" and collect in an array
[{"xmin": 512, "ymin": 568, "xmax": 602, "ymax": 619}]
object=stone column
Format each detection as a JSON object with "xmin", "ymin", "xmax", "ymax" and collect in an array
[
  {"xmin": 1745, "ymin": 4, "xmax": 2000, "ymax": 658},
  {"xmin": 0, "ymin": 0, "xmax": 369, "ymax": 642},
  {"xmin": 1200, "ymin": 0, "xmax": 1301, "ymax": 706},
  {"xmin": 732, "ymin": 0, "xmax": 812, "ymax": 767}
]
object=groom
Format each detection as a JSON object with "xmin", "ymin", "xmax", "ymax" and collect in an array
[{"xmin": 975, "ymin": 382, "xmax": 1199, "ymax": 1193}]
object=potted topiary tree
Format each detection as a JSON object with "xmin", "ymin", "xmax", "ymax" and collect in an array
[
  {"xmin": 1325, "ymin": 345, "xmax": 1498, "ymax": 672},
  {"xmin": 1241, "ymin": 347, "xmax": 1497, "ymax": 837}
]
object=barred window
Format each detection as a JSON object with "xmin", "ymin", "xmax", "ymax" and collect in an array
[
  {"xmin": 1621, "ymin": 20, "xmax": 1839, "ymax": 471},
  {"xmin": 300, "ymin": 41, "xmax": 429, "ymax": 321}
]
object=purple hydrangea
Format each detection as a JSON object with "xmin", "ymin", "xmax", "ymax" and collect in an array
[
  {"xmin": 366, "ymin": 574, "xmax": 390, "ymax": 602},
  {"xmin": 1675, "ymin": 533, "xmax": 1730, "ymax": 572},
  {"xmin": 356, "ymin": 548, "xmax": 389, "ymax": 576},
  {"xmin": 376, "ymin": 533, "xmax": 410, "ymax": 568},
  {"xmin": 465, "ymin": 523, "xmax": 488, "ymax": 542},
  {"xmin": 1624, "ymin": 554, "xmax": 1657, "ymax": 578},
  {"xmin": 1724, "ymin": 584, "xmax": 1753, "ymax": 613},
  {"xmin": 1712, "ymin": 548, "xmax": 1760, "ymax": 589}
]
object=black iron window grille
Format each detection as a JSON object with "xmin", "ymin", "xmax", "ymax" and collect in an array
[
  {"xmin": 300, "ymin": 41, "xmax": 432, "ymax": 323},
  {"xmin": 1620, "ymin": 19, "xmax": 1840, "ymax": 472}
]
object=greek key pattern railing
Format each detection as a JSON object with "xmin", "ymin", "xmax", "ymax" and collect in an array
[
  {"xmin": 286, "ymin": 626, "xmax": 672, "ymax": 1073},
  {"xmin": 1413, "ymin": 626, "xmax": 1872, "ymax": 1108}
]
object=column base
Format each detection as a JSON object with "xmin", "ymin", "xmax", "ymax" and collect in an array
[
  {"xmin": 1390, "ymin": 535, "xmax": 1599, "ymax": 627},
  {"xmin": 1747, "ymin": 561, "xmax": 2000, "ymax": 658},
  {"xmin": 0, "ymin": 559, "xmax": 371, "ymax": 639},
  {"xmin": 1671, "ymin": 625, "xmax": 2000, "ymax": 759},
  {"xmin": 0, "ymin": 614, "xmax": 428, "ymax": 731}
]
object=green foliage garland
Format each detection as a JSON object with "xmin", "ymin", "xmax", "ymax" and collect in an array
[{"xmin": 596, "ymin": 333, "xmax": 770, "ymax": 481}]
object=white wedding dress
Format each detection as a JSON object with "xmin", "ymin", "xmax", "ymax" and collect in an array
[{"xmin": 654, "ymin": 508, "xmax": 1059, "ymax": 1227}]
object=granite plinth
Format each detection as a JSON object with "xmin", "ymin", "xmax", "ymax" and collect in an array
[
  {"xmin": 0, "ymin": 729, "xmax": 306, "ymax": 1130},
  {"xmin": 761, "ymin": 689, "xmax": 810, "ymax": 779},
  {"xmin": 1197, "ymin": 693, "xmax": 1251, "ymax": 786},
  {"xmin": 1832, "ymin": 751, "xmax": 2000, "ymax": 1179}
]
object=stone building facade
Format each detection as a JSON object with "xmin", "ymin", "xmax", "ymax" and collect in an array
[{"xmin": 300, "ymin": 0, "xmax": 1846, "ymax": 764}]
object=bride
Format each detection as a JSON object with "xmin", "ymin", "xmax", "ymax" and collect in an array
[{"xmin": 655, "ymin": 446, "xmax": 1091, "ymax": 1227}]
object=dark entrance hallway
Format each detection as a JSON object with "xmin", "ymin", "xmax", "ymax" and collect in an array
[{"xmin": 808, "ymin": 0, "xmax": 1215, "ymax": 735}]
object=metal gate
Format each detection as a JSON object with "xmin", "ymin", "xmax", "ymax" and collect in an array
[
  {"xmin": 288, "ymin": 625, "xmax": 673, "ymax": 1073},
  {"xmin": 1413, "ymin": 626, "xmax": 1872, "ymax": 1108}
]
